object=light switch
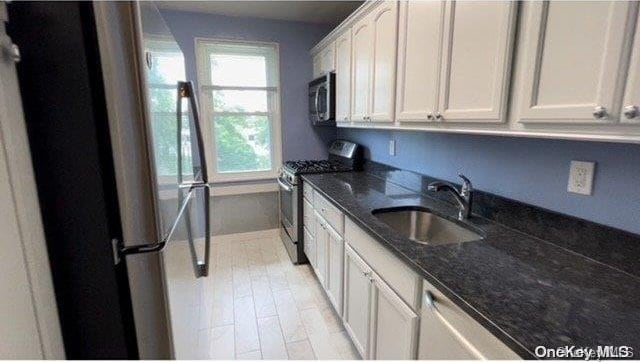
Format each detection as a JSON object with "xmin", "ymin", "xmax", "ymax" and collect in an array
[
  {"xmin": 567, "ymin": 161, "xmax": 595, "ymax": 195},
  {"xmin": 389, "ymin": 140, "xmax": 396, "ymax": 156}
]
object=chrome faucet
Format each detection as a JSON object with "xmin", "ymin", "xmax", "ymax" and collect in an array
[{"xmin": 427, "ymin": 174, "xmax": 473, "ymax": 220}]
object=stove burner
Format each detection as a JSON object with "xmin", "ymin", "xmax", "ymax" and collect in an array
[{"xmin": 284, "ymin": 159, "xmax": 352, "ymax": 174}]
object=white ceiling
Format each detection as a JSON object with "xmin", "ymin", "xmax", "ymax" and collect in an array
[{"xmin": 157, "ymin": 1, "xmax": 363, "ymax": 26}]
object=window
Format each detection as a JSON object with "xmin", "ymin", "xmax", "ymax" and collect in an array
[
  {"xmin": 145, "ymin": 38, "xmax": 193, "ymax": 179},
  {"xmin": 196, "ymin": 38, "xmax": 282, "ymax": 182}
]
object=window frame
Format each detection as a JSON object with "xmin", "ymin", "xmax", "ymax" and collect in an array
[{"xmin": 194, "ymin": 37, "xmax": 283, "ymax": 183}]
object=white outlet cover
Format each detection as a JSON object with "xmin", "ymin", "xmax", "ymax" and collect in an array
[
  {"xmin": 389, "ymin": 140, "xmax": 396, "ymax": 156},
  {"xmin": 567, "ymin": 160, "xmax": 595, "ymax": 195}
]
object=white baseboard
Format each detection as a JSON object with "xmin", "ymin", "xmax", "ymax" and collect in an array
[{"xmin": 213, "ymin": 228, "xmax": 280, "ymax": 242}]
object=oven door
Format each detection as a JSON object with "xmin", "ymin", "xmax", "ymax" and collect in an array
[{"xmin": 278, "ymin": 176, "xmax": 298, "ymax": 243}]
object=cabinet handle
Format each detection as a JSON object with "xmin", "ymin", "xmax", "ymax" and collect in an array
[
  {"xmin": 623, "ymin": 105, "xmax": 639, "ymax": 119},
  {"xmin": 423, "ymin": 290, "xmax": 437, "ymax": 310},
  {"xmin": 592, "ymin": 106, "xmax": 608, "ymax": 120}
]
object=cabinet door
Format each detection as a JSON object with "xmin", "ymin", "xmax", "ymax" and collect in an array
[
  {"xmin": 312, "ymin": 53, "xmax": 322, "ymax": 78},
  {"xmin": 335, "ymin": 30, "xmax": 352, "ymax": 123},
  {"xmin": 326, "ymin": 224, "xmax": 344, "ymax": 315},
  {"xmin": 320, "ymin": 42, "xmax": 336, "ymax": 74},
  {"xmin": 370, "ymin": 273, "xmax": 418, "ymax": 360},
  {"xmin": 369, "ymin": 1, "xmax": 398, "ymax": 123},
  {"xmin": 437, "ymin": 1, "xmax": 516, "ymax": 123},
  {"xmin": 621, "ymin": 11, "xmax": 640, "ymax": 123},
  {"xmin": 303, "ymin": 225, "xmax": 316, "ymax": 268},
  {"xmin": 314, "ymin": 211, "xmax": 328, "ymax": 287},
  {"xmin": 351, "ymin": 16, "xmax": 373, "ymax": 122},
  {"xmin": 343, "ymin": 245, "xmax": 373, "ymax": 358},
  {"xmin": 395, "ymin": 0, "xmax": 444, "ymax": 122},
  {"xmin": 518, "ymin": 1, "xmax": 634, "ymax": 123}
]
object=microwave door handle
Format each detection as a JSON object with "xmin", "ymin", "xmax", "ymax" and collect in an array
[{"xmin": 314, "ymin": 88, "xmax": 320, "ymax": 120}]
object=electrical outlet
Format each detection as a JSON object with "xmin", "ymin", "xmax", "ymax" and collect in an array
[
  {"xmin": 567, "ymin": 161, "xmax": 595, "ymax": 195},
  {"xmin": 389, "ymin": 140, "xmax": 396, "ymax": 156}
]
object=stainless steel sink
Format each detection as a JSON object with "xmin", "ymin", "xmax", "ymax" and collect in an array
[{"xmin": 372, "ymin": 207, "xmax": 482, "ymax": 245}]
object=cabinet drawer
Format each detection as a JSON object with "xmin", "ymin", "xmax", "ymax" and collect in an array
[
  {"xmin": 419, "ymin": 279, "xmax": 519, "ymax": 360},
  {"xmin": 345, "ymin": 217, "xmax": 421, "ymax": 311},
  {"xmin": 303, "ymin": 182, "xmax": 314, "ymax": 202},
  {"xmin": 303, "ymin": 198, "xmax": 314, "ymax": 234},
  {"xmin": 313, "ymin": 191, "xmax": 344, "ymax": 235}
]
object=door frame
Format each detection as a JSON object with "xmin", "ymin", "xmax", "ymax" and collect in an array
[{"xmin": 0, "ymin": 3, "xmax": 64, "ymax": 358}]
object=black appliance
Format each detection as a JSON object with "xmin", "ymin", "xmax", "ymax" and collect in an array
[{"xmin": 308, "ymin": 72, "xmax": 336, "ymax": 125}]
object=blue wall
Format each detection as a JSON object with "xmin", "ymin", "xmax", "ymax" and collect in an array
[
  {"xmin": 339, "ymin": 128, "xmax": 640, "ymax": 234},
  {"xmin": 160, "ymin": 9, "xmax": 335, "ymax": 161}
]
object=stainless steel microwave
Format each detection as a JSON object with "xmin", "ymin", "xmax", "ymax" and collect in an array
[{"xmin": 308, "ymin": 72, "xmax": 335, "ymax": 126}]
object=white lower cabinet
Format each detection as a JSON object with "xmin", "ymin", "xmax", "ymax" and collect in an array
[
  {"xmin": 370, "ymin": 272, "xmax": 419, "ymax": 359},
  {"xmin": 343, "ymin": 244, "xmax": 418, "ymax": 359},
  {"xmin": 303, "ymin": 226, "xmax": 316, "ymax": 268},
  {"xmin": 303, "ymin": 185, "xmax": 518, "ymax": 360},
  {"xmin": 343, "ymin": 244, "xmax": 373, "ymax": 358},
  {"xmin": 326, "ymin": 223, "xmax": 344, "ymax": 315},
  {"xmin": 314, "ymin": 211, "xmax": 328, "ymax": 287}
]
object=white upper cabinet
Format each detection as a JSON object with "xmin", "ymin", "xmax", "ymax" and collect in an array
[
  {"xmin": 518, "ymin": 1, "xmax": 635, "ymax": 124},
  {"xmin": 395, "ymin": 1, "xmax": 516, "ymax": 123},
  {"xmin": 438, "ymin": 1, "xmax": 517, "ymax": 122},
  {"xmin": 351, "ymin": 1, "xmax": 398, "ymax": 123},
  {"xmin": 369, "ymin": 1, "xmax": 398, "ymax": 123},
  {"xmin": 351, "ymin": 14, "xmax": 373, "ymax": 122},
  {"xmin": 395, "ymin": 1, "xmax": 445, "ymax": 122},
  {"xmin": 621, "ymin": 11, "xmax": 640, "ymax": 123},
  {"xmin": 335, "ymin": 29, "xmax": 352, "ymax": 123},
  {"xmin": 312, "ymin": 41, "xmax": 335, "ymax": 78}
]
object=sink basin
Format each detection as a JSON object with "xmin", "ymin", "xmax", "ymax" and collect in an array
[{"xmin": 372, "ymin": 206, "xmax": 483, "ymax": 245}]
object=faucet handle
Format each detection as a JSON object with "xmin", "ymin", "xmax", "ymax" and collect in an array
[{"xmin": 458, "ymin": 174, "xmax": 472, "ymax": 195}]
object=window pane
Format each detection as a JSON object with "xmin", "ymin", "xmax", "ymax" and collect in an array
[
  {"xmin": 148, "ymin": 52, "xmax": 185, "ymax": 85},
  {"xmin": 150, "ymin": 88, "xmax": 177, "ymax": 113},
  {"xmin": 213, "ymin": 115, "xmax": 272, "ymax": 173},
  {"xmin": 210, "ymin": 54, "xmax": 266, "ymax": 87},
  {"xmin": 149, "ymin": 112, "xmax": 193, "ymax": 177},
  {"xmin": 212, "ymin": 90, "xmax": 268, "ymax": 113}
]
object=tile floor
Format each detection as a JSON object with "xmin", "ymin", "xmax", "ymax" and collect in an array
[{"xmin": 198, "ymin": 235, "xmax": 360, "ymax": 360}]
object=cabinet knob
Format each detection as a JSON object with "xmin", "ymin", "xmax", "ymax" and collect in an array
[
  {"xmin": 623, "ymin": 105, "xmax": 639, "ymax": 120},
  {"xmin": 344, "ymin": 116, "xmax": 349, "ymax": 121},
  {"xmin": 434, "ymin": 112, "xmax": 443, "ymax": 120},
  {"xmin": 427, "ymin": 113, "xmax": 434, "ymax": 120},
  {"xmin": 592, "ymin": 106, "xmax": 608, "ymax": 120},
  {"xmin": 364, "ymin": 271, "xmax": 372, "ymax": 278},
  {"xmin": 423, "ymin": 290, "xmax": 437, "ymax": 309}
]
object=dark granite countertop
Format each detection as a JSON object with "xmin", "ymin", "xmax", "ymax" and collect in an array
[{"xmin": 302, "ymin": 171, "xmax": 640, "ymax": 359}]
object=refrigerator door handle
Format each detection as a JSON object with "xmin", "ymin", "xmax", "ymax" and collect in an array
[
  {"xmin": 116, "ymin": 81, "xmax": 211, "ymax": 279},
  {"xmin": 176, "ymin": 80, "xmax": 210, "ymax": 278}
]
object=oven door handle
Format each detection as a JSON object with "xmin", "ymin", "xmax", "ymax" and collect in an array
[{"xmin": 277, "ymin": 176, "xmax": 293, "ymax": 192}]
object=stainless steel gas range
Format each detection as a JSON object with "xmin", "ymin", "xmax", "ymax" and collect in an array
[{"xmin": 278, "ymin": 140, "xmax": 362, "ymax": 264}]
